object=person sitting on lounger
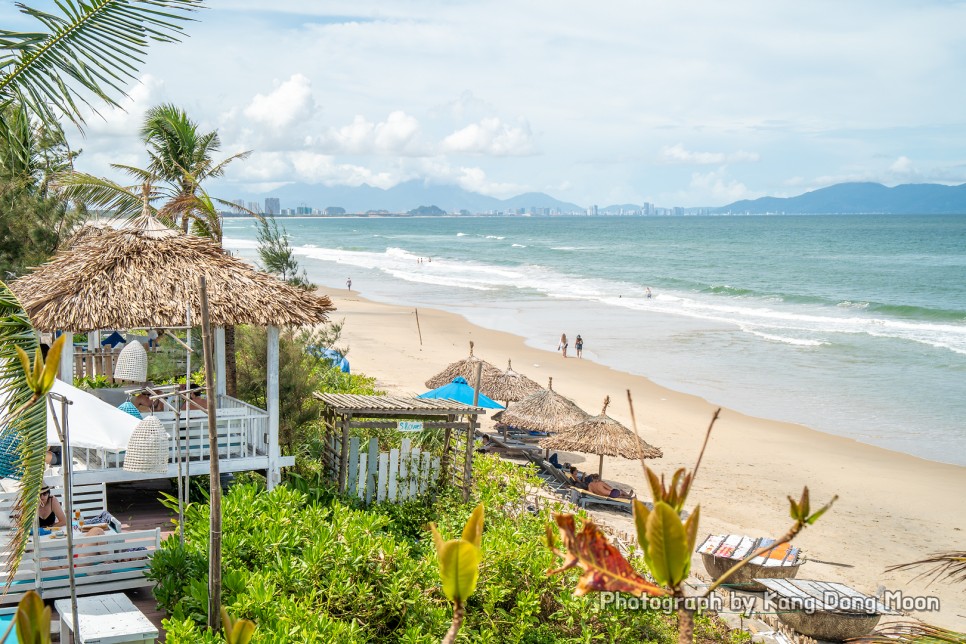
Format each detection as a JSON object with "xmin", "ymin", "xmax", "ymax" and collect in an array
[
  {"xmin": 585, "ymin": 474, "xmax": 633, "ymax": 499},
  {"xmin": 38, "ymin": 485, "xmax": 67, "ymax": 528}
]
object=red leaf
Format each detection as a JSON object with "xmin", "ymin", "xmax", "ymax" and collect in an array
[{"xmin": 548, "ymin": 513, "xmax": 668, "ymax": 598}]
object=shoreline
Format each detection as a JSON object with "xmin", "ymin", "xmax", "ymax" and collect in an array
[{"xmin": 329, "ymin": 287, "xmax": 966, "ymax": 629}]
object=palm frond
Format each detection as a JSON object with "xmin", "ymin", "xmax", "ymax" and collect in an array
[
  {"xmin": 0, "ymin": 281, "xmax": 47, "ymax": 584},
  {"xmin": 203, "ymin": 150, "xmax": 251, "ymax": 180},
  {"xmin": 53, "ymin": 171, "xmax": 151, "ymax": 218},
  {"xmin": 0, "ymin": 0, "xmax": 202, "ymax": 129},
  {"xmin": 886, "ymin": 551, "xmax": 966, "ymax": 586},
  {"xmin": 850, "ymin": 620, "xmax": 966, "ymax": 644}
]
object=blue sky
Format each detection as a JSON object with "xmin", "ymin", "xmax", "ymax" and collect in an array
[{"xmin": 6, "ymin": 0, "xmax": 966, "ymax": 207}]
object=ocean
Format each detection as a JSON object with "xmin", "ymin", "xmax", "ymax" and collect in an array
[{"xmin": 223, "ymin": 214, "xmax": 966, "ymax": 466}]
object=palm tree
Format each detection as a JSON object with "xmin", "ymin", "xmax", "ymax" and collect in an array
[
  {"xmin": 139, "ymin": 104, "xmax": 250, "ymax": 232},
  {"xmin": 0, "ymin": 0, "xmax": 201, "ymax": 581}
]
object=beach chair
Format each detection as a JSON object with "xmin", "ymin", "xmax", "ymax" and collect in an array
[
  {"xmin": 481, "ymin": 433, "xmax": 542, "ymax": 457},
  {"xmin": 569, "ymin": 486, "xmax": 634, "ymax": 513}
]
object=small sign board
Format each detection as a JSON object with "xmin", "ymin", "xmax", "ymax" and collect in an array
[{"xmin": 397, "ymin": 421, "xmax": 424, "ymax": 433}]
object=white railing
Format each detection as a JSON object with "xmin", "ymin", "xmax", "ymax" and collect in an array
[{"xmin": 68, "ymin": 395, "xmax": 269, "ymax": 472}]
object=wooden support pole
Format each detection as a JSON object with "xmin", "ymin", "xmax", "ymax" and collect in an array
[
  {"xmin": 199, "ymin": 276, "xmax": 222, "ymax": 632},
  {"xmin": 339, "ymin": 414, "xmax": 351, "ymax": 493},
  {"xmin": 266, "ymin": 325, "xmax": 281, "ymax": 489}
]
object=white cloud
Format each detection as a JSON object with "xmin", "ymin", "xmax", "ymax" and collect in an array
[
  {"xmin": 688, "ymin": 170, "xmax": 758, "ymax": 203},
  {"xmin": 890, "ymin": 155, "xmax": 914, "ymax": 175},
  {"xmin": 243, "ymin": 74, "xmax": 315, "ymax": 130},
  {"xmin": 659, "ymin": 144, "xmax": 759, "ymax": 165},
  {"xmin": 441, "ymin": 117, "xmax": 535, "ymax": 156},
  {"xmin": 310, "ymin": 111, "xmax": 424, "ymax": 156}
]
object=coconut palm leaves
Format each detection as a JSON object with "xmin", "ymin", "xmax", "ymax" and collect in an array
[
  {"xmin": 0, "ymin": 0, "xmax": 202, "ymax": 130},
  {"xmin": 0, "ymin": 282, "xmax": 51, "ymax": 582}
]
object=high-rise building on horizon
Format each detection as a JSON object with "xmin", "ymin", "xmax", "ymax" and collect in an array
[{"xmin": 264, "ymin": 197, "xmax": 280, "ymax": 215}]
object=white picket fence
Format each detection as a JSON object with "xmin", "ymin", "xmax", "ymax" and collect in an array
[{"xmin": 329, "ymin": 436, "xmax": 441, "ymax": 505}]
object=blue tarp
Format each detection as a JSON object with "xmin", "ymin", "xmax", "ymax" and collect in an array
[
  {"xmin": 418, "ymin": 376, "xmax": 505, "ymax": 409},
  {"xmin": 101, "ymin": 331, "xmax": 125, "ymax": 348},
  {"xmin": 307, "ymin": 345, "xmax": 350, "ymax": 373}
]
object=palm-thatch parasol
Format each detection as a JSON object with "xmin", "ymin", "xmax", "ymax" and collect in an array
[
  {"xmin": 539, "ymin": 395, "xmax": 662, "ymax": 477},
  {"xmin": 486, "ymin": 359, "xmax": 543, "ymax": 406},
  {"xmin": 10, "ymin": 214, "xmax": 335, "ymax": 331},
  {"xmin": 494, "ymin": 376, "xmax": 589, "ymax": 438},
  {"xmin": 425, "ymin": 341, "xmax": 502, "ymax": 389}
]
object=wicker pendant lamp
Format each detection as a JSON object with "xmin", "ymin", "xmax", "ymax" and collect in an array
[
  {"xmin": 114, "ymin": 339, "xmax": 148, "ymax": 383},
  {"xmin": 123, "ymin": 416, "xmax": 169, "ymax": 473}
]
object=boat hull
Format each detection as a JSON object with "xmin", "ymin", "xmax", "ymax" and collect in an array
[{"xmin": 701, "ymin": 553, "xmax": 802, "ymax": 591}]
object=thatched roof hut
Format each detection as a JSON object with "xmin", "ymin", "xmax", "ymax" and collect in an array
[
  {"xmin": 494, "ymin": 377, "xmax": 588, "ymax": 433},
  {"xmin": 425, "ymin": 341, "xmax": 502, "ymax": 389},
  {"xmin": 486, "ymin": 359, "xmax": 543, "ymax": 405},
  {"xmin": 10, "ymin": 215, "xmax": 335, "ymax": 332},
  {"xmin": 540, "ymin": 396, "xmax": 662, "ymax": 477}
]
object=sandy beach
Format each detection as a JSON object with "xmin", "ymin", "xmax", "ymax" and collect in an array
[{"xmin": 329, "ymin": 288, "xmax": 966, "ymax": 630}]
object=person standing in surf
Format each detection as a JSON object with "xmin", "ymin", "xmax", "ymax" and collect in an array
[
  {"xmin": 559, "ymin": 333, "xmax": 568, "ymax": 358},
  {"xmin": 575, "ymin": 335, "xmax": 583, "ymax": 358}
]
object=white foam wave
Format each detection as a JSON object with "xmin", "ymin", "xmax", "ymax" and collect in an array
[
  {"xmin": 456, "ymin": 232, "xmax": 468, "ymax": 237},
  {"xmin": 222, "ymin": 236, "xmax": 259, "ymax": 249},
  {"xmin": 485, "ymin": 235, "xmax": 506, "ymax": 240},
  {"xmin": 512, "ymin": 244, "xmax": 527, "ymax": 248},
  {"xmin": 235, "ymin": 238, "xmax": 966, "ymax": 357}
]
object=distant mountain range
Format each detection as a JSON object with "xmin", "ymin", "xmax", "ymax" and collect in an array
[
  {"xmin": 719, "ymin": 182, "xmax": 966, "ymax": 214},
  {"xmin": 232, "ymin": 180, "xmax": 966, "ymax": 215},
  {"xmin": 244, "ymin": 180, "xmax": 584, "ymax": 214}
]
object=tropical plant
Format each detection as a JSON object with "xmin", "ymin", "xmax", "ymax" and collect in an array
[
  {"xmin": 0, "ymin": 0, "xmax": 202, "ymax": 131},
  {"xmin": 0, "ymin": 101, "xmax": 82, "ymax": 277},
  {"xmin": 429, "ymin": 503, "xmax": 484, "ymax": 644},
  {"xmin": 546, "ymin": 406, "xmax": 836, "ymax": 644},
  {"xmin": 152, "ymin": 462, "xmax": 735, "ymax": 643},
  {"xmin": 0, "ymin": 0, "xmax": 202, "ymax": 588}
]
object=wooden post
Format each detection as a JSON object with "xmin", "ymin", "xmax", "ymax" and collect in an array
[
  {"xmin": 598, "ymin": 454, "xmax": 604, "ymax": 478},
  {"xmin": 414, "ymin": 308, "xmax": 423, "ymax": 346},
  {"xmin": 338, "ymin": 414, "xmax": 351, "ymax": 493},
  {"xmin": 464, "ymin": 362, "xmax": 483, "ymax": 501},
  {"xmin": 267, "ymin": 325, "xmax": 281, "ymax": 489},
  {"xmin": 440, "ymin": 416, "xmax": 453, "ymax": 485},
  {"xmin": 199, "ymin": 276, "xmax": 222, "ymax": 632}
]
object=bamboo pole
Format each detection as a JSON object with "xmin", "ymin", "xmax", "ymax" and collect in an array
[
  {"xmin": 414, "ymin": 308, "xmax": 423, "ymax": 346},
  {"xmin": 199, "ymin": 275, "xmax": 222, "ymax": 631},
  {"xmin": 464, "ymin": 362, "xmax": 483, "ymax": 501}
]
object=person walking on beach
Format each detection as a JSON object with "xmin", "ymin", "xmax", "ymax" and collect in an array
[
  {"xmin": 346, "ymin": 277, "xmax": 352, "ymax": 290},
  {"xmin": 558, "ymin": 333, "xmax": 568, "ymax": 358},
  {"xmin": 645, "ymin": 287, "xmax": 652, "ymax": 299},
  {"xmin": 575, "ymin": 334, "xmax": 583, "ymax": 358}
]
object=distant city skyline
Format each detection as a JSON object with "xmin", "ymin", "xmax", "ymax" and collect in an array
[{"xmin": 3, "ymin": 2, "xmax": 964, "ymax": 207}]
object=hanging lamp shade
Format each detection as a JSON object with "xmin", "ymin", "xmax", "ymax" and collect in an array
[
  {"xmin": 114, "ymin": 339, "xmax": 148, "ymax": 382},
  {"xmin": 117, "ymin": 401, "xmax": 143, "ymax": 419},
  {"xmin": 123, "ymin": 416, "xmax": 169, "ymax": 473}
]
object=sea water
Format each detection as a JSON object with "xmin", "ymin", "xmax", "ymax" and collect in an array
[{"xmin": 223, "ymin": 214, "xmax": 966, "ymax": 465}]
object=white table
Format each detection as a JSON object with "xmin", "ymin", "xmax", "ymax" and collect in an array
[{"xmin": 54, "ymin": 593, "xmax": 157, "ymax": 643}]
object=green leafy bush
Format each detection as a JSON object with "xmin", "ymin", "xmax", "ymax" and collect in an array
[{"xmin": 153, "ymin": 456, "xmax": 723, "ymax": 643}]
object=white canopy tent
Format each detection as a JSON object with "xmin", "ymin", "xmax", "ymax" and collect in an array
[{"xmin": 47, "ymin": 379, "xmax": 139, "ymax": 452}]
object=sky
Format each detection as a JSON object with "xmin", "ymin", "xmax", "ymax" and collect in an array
[{"xmin": 6, "ymin": 0, "xmax": 966, "ymax": 208}]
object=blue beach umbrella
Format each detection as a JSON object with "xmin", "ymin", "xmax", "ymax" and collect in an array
[{"xmin": 418, "ymin": 376, "xmax": 505, "ymax": 409}]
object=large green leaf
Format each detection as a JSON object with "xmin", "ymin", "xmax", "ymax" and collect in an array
[
  {"xmin": 436, "ymin": 539, "xmax": 480, "ymax": 603},
  {"xmin": 644, "ymin": 501, "xmax": 690, "ymax": 588}
]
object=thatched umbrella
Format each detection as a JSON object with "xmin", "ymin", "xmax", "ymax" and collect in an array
[
  {"xmin": 494, "ymin": 376, "xmax": 589, "ymax": 437},
  {"xmin": 10, "ymin": 214, "xmax": 335, "ymax": 331},
  {"xmin": 425, "ymin": 341, "xmax": 502, "ymax": 390},
  {"xmin": 539, "ymin": 396, "xmax": 662, "ymax": 478},
  {"xmin": 486, "ymin": 359, "xmax": 543, "ymax": 406}
]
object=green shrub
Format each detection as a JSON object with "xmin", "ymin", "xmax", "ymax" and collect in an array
[{"xmin": 152, "ymin": 457, "xmax": 726, "ymax": 643}]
